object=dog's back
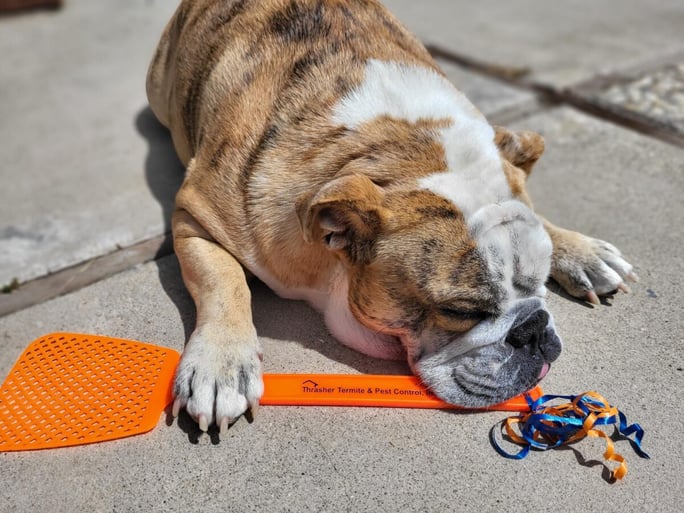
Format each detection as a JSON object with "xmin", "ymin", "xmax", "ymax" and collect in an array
[
  {"xmin": 146, "ymin": 0, "xmax": 451, "ymax": 282},
  {"xmin": 146, "ymin": 0, "xmax": 435, "ymax": 166}
]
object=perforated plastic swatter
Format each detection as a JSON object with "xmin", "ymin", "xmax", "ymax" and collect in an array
[
  {"xmin": 0, "ymin": 333, "xmax": 180, "ymax": 451},
  {"xmin": 0, "ymin": 333, "xmax": 540, "ymax": 451}
]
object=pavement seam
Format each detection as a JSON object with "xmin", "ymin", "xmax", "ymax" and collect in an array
[
  {"xmin": 427, "ymin": 44, "xmax": 684, "ymax": 148},
  {"xmin": 0, "ymin": 234, "xmax": 173, "ymax": 317}
]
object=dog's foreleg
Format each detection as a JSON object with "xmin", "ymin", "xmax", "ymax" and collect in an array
[
  {"xmin": 541, "ymin": 218, "xmax": 638, "ymax": 304},
  {"xmin": 171, "ymin": 209, "xmax": 263, "ymax": 433}
]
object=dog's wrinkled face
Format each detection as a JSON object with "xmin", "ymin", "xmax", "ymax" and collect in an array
[
  {"xmin": 319, "ymin": 182, "xmax": 562, "ymax": 408},
  {"xmin": 295, "ymin": 61, "xmax": 562, "ymax": 407}
]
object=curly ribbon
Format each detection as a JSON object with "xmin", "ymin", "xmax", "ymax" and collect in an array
[{"xmin": 491, "ymin": 391, "xmax": 650, "ymax": 480}]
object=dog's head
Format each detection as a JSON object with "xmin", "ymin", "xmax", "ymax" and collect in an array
[{"xmin": 297, "ymin": 122, "xmax": 561, "ymax": 407}]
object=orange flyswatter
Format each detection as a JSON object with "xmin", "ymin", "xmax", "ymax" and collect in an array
[{"xmin": 0, "ymin": 333, "xmax": 541, "ymax": 451}]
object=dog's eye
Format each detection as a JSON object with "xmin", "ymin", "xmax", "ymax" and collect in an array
[{"xmin": 438, "ymin": 308, "xmax": 489, "ymax": 322}]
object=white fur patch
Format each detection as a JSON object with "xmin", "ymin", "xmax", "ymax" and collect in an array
[
  {"xmin": 419, "ymin": 116, "xmax": 509, "ymax": 220},
  {"xmin": 418, "ymin": 152, "xmax": 509, "ymax": 220},
  {"xmin": 331, "ymin": 59, "xmax": 509, "ymax": 220},
  {"xmin": 469, "ymin": 201, "xmax": 553, "ymax": 305},
  {"xmin": 332, "ymin": 59, "xmax": 478, "ymax": 127}
]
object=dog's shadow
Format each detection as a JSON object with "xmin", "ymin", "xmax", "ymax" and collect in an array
[
  {"xmin": 135, "ymin": 107, "xmax": 194, "ymax": 338},
  {"xmin": 249, "ymin": 278, "xmax": 410, "ymax": 375},
  {"xmin": 135, "ymin": 106, "xmax": 408, "ymax": 371}
]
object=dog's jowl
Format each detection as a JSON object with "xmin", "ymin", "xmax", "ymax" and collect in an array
[{"xmin": 147, "ymin": 0, "xmax": 636, "ymax": 432}]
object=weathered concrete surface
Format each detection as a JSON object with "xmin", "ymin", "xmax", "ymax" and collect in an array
[
  {"xmin": 1, "ymin": 107, "xmax": 682, "ymax": 512},
  {"xmin": 567, "ymin": 61, "xmax": 684, "ymax": 146},
  {"xmin": 0, "ymin": 0, "xmax": 182, "ymax": 286}
]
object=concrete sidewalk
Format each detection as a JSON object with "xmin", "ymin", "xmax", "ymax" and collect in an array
[{"xmin": 1, "ymin": 1, "xmax": 683, "ymax": 512}]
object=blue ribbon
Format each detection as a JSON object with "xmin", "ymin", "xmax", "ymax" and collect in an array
[{"xmin": 490, "ymin": 392, "xmax": 650, "ymax": 460}]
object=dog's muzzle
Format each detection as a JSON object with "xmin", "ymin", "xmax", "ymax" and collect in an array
[
  {"xmin": 506, "ymin": 308, "xmax": 559, "ymax": 359},
  {"xmin": 415, "ymin": 297, "xmax": 562, "ymax": 408}
]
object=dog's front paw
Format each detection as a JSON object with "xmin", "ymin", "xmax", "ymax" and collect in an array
[
  {"xmin": 550, "ymin": 228, "xmax": 638, "ymax": 304},
  {"xmin": 172, "ymin": 331, "xmax": 264, "ymax": 433}
]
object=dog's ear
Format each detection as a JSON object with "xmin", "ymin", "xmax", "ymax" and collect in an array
[
  {"xmin": 296, "ymin": 174, "xmax": 386, "ymax": 263},
  {"xmin": 494, "ymin": 126, "xmax": 545, "ymax": 175}
]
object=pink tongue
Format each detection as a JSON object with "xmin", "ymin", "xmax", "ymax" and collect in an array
[{"xmin": 538, "ymin": 362, "xmax": 550, "ymax": 380}]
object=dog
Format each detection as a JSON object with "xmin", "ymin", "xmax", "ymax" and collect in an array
[{"xmin": 146, "ymin": 0, "xmax": 636, "ymax": 433}]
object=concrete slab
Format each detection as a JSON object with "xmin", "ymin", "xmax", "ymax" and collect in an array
[
  {"xmin": 0, "ymin": 0, "xmax": 536, "ymax": 293},
  {"xmin": 1, "ymin": 107, "xmax": 682, "ymax": 512},
  {"xmin": 0, "ymin": 0, "xmax": 183, "ymax": 286},
  {"xmin": 383, "ymin": 0, "xmax": 684, "ymax": 88}
]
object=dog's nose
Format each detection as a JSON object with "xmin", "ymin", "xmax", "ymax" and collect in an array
[{"xmin": 505, "ymin": 309, "xmax": 549, "ymax": 349}]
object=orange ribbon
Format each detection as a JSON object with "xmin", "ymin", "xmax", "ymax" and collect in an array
[{"xmin": 492, "ymin": 391, "xmax": 649, "ymax": 481}]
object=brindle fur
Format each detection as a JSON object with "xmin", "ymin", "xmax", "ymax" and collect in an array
[{"xmin": 147, "ymin": 0, "xmax": 636, "ymax": 430}]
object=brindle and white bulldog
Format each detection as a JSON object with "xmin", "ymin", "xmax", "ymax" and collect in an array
[{"xmin": 146, "ymin": 0, "xmax": 637, "ymax": 433}]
